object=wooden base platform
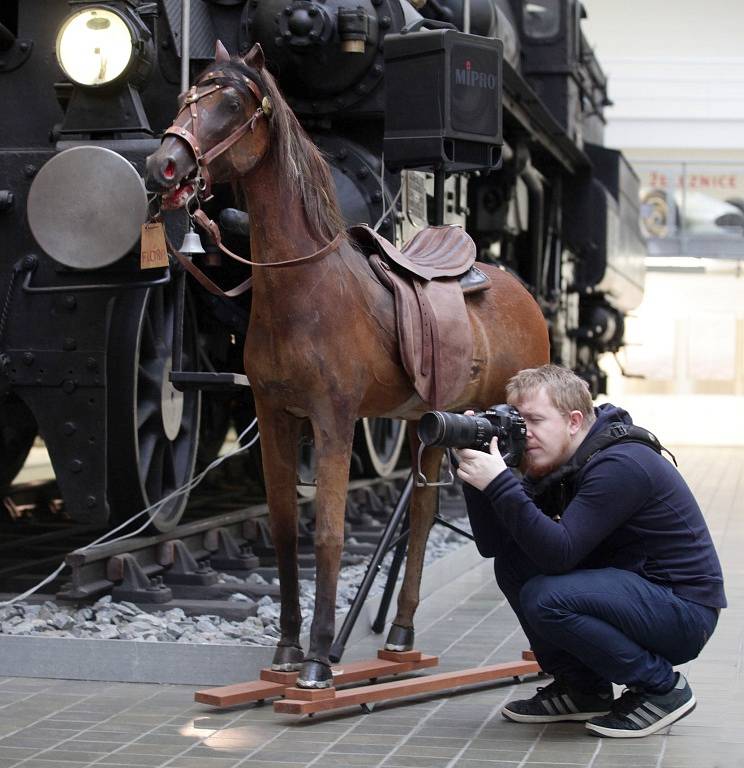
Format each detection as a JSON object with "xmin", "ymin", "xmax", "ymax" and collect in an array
[
  {"xmin": 274, "ymin": 657, "xmax": 541, "ymax": 715},
  {"xmin": 194, "ymin": 650, "xmax": 439, "ymax": 708}
]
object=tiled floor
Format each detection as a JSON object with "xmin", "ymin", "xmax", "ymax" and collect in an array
[{"xmin": 0, "ymin": 446, "xmax": 742, "ymax": 768}]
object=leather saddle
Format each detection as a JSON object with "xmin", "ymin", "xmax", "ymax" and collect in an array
[{"xmin": 349, "ymin": 224, "xmax": 491, "ymax": 409}]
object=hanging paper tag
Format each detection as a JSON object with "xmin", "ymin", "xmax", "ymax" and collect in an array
[{"xmin": 140, "ymin": 222, "xmax": 168, "ymax": 269}]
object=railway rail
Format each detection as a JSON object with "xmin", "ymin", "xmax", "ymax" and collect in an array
[{"xmin": 0, "ymin": 470, "xmax": 469, "ymax": 628}]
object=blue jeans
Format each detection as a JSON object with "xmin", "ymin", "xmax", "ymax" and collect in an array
[{"xmin": 495, "ymin": 548, "xmax": 719, "ymax": 694}]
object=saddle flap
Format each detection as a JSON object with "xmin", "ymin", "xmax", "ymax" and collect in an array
[
  {"xmin": 350, "ymin": 224, "xmax": 476, "ymax": 281},
  {"xmin": 367, "ymin": 254, "xmax": 473, "ymax": 409}
]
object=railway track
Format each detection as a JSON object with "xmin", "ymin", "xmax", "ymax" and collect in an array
[{"xmin": 0, "ymin": 470, "xmax": 469, "ymax": 627}]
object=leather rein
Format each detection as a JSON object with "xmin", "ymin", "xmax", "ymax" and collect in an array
[{"xmin": 159, "ymin": 67, "xmax": 341, "ymax": 297}]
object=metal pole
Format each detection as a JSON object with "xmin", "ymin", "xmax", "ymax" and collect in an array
[
  {"xmin": 175, "ymin": 0, "xmax": 191, "ymax": 374},
  {"xmin": 180, "ymin": 0, "xmax": 191, "ymax": 93},
  {"xmin": 172, "ymin": 266, "xmax": 186, "ymax": 373},
  {"xmin": 329, "ymin": 473, "xmax": 413, "ymax": 663},
  {"xmin": 433, "ymin": 166, "xmax": 446, "ymax": 225},
  {"xmin": 462, "ymin": 0, "xmax": 471, "ymax": 34}
]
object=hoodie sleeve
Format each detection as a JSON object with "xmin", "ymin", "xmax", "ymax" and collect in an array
[
  {"xmin": 463, "ymin": 481, "xmax": 515, "ymax": 559},
  {"xmin": 481, "ymin": 449, "xmax": 653, "ymax": 573}
]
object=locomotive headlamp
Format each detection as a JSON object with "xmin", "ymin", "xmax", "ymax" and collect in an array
[{"xmin": 56, "ymin": 5, "xmax": 152, "ymax": 88}]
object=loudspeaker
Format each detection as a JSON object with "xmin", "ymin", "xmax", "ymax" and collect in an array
[{"xmin": 383, "ymin": 30, "xmax": 503, "ymax": 172}]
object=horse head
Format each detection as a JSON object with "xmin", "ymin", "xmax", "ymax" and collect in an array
[{"xmin": 145, "ymin": 42, "xmax": 272, "ymax": 203}]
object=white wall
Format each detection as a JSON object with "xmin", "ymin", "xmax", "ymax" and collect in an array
[{"xmin": 582, "ymin": 0, "xmax": 744, "ymax": 150}]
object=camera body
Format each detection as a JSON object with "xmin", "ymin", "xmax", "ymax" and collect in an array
[{"xmin": 417, "ymin": 404, "xmax": 527, "ymax": 467}]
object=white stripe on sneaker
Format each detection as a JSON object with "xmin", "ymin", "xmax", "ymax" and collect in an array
[
  {"xmin": 643, "ymin": 702, "xmax": 667, "ymax": 718},
  {"xmin": 626, "ymin": 712, "xmax": 648, "ymax": 728}
]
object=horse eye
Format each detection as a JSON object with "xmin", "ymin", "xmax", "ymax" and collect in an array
[{"xmin": 229, "ymin": 100, "xmax": 240, "ymax": 113}]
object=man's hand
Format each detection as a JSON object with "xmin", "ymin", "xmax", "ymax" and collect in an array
[{"xmin": 454, "ymin": 436, "xmax": 508, "ymax": 491}]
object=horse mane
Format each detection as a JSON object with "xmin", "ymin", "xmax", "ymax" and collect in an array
[{"xmin": 199, "ymin": 59, "xmax": 347, "ymax": 244}]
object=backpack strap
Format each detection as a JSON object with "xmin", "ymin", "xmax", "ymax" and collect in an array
[
  {"xmin": 526, "ymin": 421, "xmax": 677, "ymax": 503},
  {"xmin": 578, "ymin": 422, "xmax": 677, "ymax": 469}
]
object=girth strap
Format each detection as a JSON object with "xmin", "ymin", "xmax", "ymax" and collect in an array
[{"xmin": 412, "ymin": 278, "xmax": 433, "ymax": 377}]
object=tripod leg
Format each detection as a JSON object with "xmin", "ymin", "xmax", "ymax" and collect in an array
[{"xmin": 371, "ymin": 513, "xmax": 409, "ymax": 633}]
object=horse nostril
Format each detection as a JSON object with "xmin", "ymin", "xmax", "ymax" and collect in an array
[{"xmin": 164, "ymin": 159, "xmax": 175, "ymax": 180}]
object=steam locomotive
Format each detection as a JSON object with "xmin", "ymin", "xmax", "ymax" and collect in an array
[{"xmin": 0, "ymin": 0, "xmax": 644, "ymax": 531}]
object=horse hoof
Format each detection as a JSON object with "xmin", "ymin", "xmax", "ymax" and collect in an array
[
  {"xmin": 296, "ymin": 660, "xmax": 334, "ymax": 689},
  {"xmin": 271, "ymin": 644, "xmax": 304, "ymax": 672},
  {"xmin": 384, "ymin": 623, "xmax": 414, "ymax": 651}
]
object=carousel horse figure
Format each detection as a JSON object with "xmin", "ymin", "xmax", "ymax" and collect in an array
[{"xmin": 146, "ymin": 42, "xmax": 549, "ymax": 688}]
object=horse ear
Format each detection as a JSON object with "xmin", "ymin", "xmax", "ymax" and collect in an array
[
  {"xmin": 215, "ymin": 40, "xmax": 230, "ymax": 64},
  {"xmin": 243, "ymin": 43, "xmax": 265, "ymax": 70}
]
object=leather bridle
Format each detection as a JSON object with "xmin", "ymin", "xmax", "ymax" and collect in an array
[
  {"xmin": 157, "ymin": 66, "xmax": 342, "ymax": 297},
  {"xmin": 162, "ymin": 68, "xmax": 272, "ymax": 200}
]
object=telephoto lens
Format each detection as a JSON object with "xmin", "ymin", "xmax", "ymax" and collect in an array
[{"xmin": 417, "ymin": 410, "xmax": 495, "ymax": 449}]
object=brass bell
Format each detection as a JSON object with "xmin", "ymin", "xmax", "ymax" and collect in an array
[{"xmin": 178, "ymin": 225, "xmax": 205, "ymax": 257}]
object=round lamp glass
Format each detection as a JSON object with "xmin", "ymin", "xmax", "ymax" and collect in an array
[{"xmin": 56, "ymin": 7, "xmax": 134, "ymax": 86}]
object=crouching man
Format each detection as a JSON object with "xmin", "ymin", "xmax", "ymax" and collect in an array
[{"xmin": 456, "ymin": 364, "xmax": 725, "ymax": 738}]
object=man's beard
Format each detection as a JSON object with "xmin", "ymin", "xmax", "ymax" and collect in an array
[{"xmin": 524, "ymin": 434, "xmax": 572, "ymax": 479}]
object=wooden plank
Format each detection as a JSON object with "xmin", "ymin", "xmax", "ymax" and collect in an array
[
  {"xmin": 284, "ymin": 686, "xmax": 337, "ymax": 701},
  {"xmin": 194, "ymin": 653, "xmax": 438, "ymax": 708},
  {"xmin": 522, "ymin": 649, "xmax": 536, "ymax": 661},
  {"xmin": 274, "ymin": 659, "xmax": 541, "ymax": 715},
  {"xmin": 377, "ymin": 649, "xmax": 422, "ymax": 662},
  {"xmin": 195, "ymin": 679, "xmax": 285, "ymax": 707}
]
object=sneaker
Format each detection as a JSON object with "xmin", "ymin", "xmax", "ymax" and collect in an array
[
  {"xmin": 585, "ymin": 673, "xmax": 696, "ymax": 738},
  {"xmin": 502, "ymin": 679, "xmax": 613, "ymax": 723}
]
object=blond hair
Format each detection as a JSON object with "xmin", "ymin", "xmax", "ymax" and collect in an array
[{"xmin": 505, "ymin": 364, "xmax": 596, "ymax": 424}]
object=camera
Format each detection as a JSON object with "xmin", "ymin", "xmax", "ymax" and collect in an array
[{"xmin": 417, "ymin": 404, "xmax": 527, "ymax": 467}]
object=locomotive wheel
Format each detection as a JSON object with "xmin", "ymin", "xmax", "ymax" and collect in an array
[
  {"xmin": 107, "ymin": 284, "xmax": 201, "ymax": 532},
  {"xmin": 0, "ymin": 395, "xmax": 37, "ymax": 492},
  {"xmin": 355, "ymin": 417, "xmax": 406, "ymax": 477},
  {"xmin": 641, "ymin": 188, "xmax": 677, "ymax": 239}
]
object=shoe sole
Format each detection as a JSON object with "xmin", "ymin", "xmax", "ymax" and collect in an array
[
  {"xmin": 502, "ymin": 709, "xmax": 611, "ymax": 724},
  {"xmin": 585, "ymin": 696, "xmax": 697, "ymax": 738}
]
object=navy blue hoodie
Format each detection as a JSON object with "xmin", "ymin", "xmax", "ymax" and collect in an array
[{"xmin": 463, "ymin": 403, "xmax": 727, "ymax": 609}]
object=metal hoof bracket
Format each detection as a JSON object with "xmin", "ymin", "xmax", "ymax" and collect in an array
[
  {"xmin": 271, "ymin": 645, "xmax": 304, "ymax": 671},
  {"xmin": 296, "ymin": 660, "xmax": 334, "ymax": 689},
  {"xmin": 384, "ymin": 623, "xmax": 414, "ymax": 651}
]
